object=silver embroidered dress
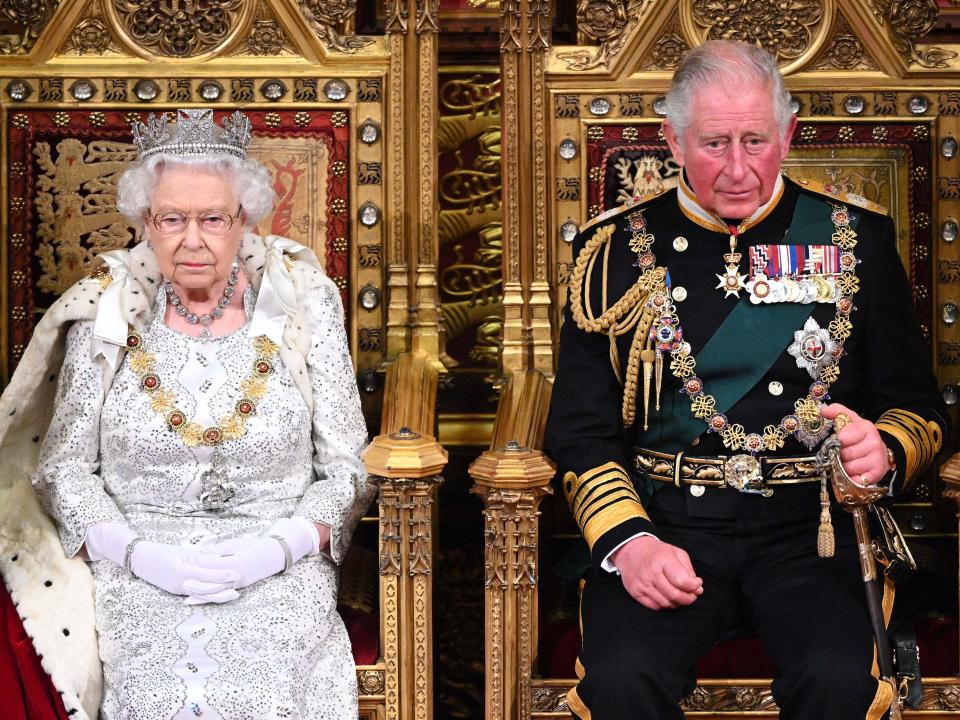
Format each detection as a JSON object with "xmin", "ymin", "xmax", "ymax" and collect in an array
[{"xmin": 33, "ymin": 282, "xmax": 370, "ymax": 720}]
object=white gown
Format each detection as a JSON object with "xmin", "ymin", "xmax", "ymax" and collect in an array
[{"xmin": 33, "ymin": 283, "xmax": 371, "ymax": 720}]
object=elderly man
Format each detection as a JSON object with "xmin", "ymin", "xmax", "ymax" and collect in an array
[{"xmin": 546, "ymin": 40, "xmax": 948, "ymax": 719}]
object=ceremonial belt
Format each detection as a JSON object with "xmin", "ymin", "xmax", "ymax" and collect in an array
[{"xmin": 634, "ymin": 447, "xmax": 820, "ymax": 496}]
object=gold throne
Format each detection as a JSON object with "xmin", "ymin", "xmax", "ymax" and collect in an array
[
  {"xmin": 475, "ymin": 1, "xmax": 960, "ymax": 717},
  {"xmin": 0, "ymin": 3, "xmax": 448, "ymax": 720}
]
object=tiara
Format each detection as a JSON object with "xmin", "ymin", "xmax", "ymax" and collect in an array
[{"xmin": 131, "ymin": 108, "xmax": 252, "ymax": 160}]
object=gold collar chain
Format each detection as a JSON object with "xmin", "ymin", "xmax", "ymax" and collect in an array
[
  {"xmin": 125, "ymin": 327, "xmax": 281, "ymax": 447},
  {"xmin": 631, "ymin": 202, "xmax": 860, "ymax": 452}
]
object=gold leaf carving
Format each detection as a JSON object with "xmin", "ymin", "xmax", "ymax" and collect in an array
[
  {"xmin": 557, "ymin": 0, "xmax": 646, "ymax": 70},
  {"xmin": 0, "ymin": 0, "xmax": 57, "ymax": 55},
  {"xmin": 809, "ymin": 14, "xmax": 878, "ymax": 71},
  {"xmin": 299, "ymin": 0, "xmax": 374, "ymax": 52},
  {"xmin": 640, "ymin": 14, "xmax": 688, "ymax": 71},
  {"xmin": 107, "ymin": 0, "xmax": 253, "ymax": 58},
  {"xmin": 690, "ymin": 0, "xmax": 822, "ymax": 61}
]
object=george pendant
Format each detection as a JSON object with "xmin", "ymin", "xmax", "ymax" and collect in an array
[{"xmin": 198, "ymin": 451, "xmax": 237, "ymax": 511}]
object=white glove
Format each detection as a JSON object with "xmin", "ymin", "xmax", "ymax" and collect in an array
[
  {"xmin": 196, "ymin": 517, "xmax": 320, "ymax": 591},
  {"xmin": 84, "ymin": 521, "xmax": 241, "ymax": 604}
]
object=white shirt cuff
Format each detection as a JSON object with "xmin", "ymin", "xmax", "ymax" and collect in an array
[{"xmin": 600, "ymin": 532, "xmax": 655, "ymax": 574}]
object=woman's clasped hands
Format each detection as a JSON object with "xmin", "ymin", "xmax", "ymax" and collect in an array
[{"xmin": 85, "ymin": 517, "xmax": 322, "ymax": 606}]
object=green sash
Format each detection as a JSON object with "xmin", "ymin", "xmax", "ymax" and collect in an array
[{"xmin": 642, "ymin": 193, "xmax": 861, "ymax": 454}]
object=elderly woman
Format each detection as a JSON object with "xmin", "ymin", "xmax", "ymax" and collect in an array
[{"xmin": 0, "ymin": 109, "xmax": 371, "ymax": 720}]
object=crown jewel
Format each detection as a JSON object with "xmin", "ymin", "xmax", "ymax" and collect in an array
[{"xmin": 131, "ymin": 108, "xmax": 252, "ymax": 160}]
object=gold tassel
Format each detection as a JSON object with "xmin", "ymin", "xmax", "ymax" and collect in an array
[
  {"xmin": 641, "ymin": 348, "xmax": 655, "ymax": 431},
  {"xmin": 817, "ymin": 475, "xmax": 835, "ymax": 558}
]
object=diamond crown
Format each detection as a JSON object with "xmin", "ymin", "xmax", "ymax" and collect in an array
[{"xmin": 131, "ymin": 108, "xmax": 252, "ymax": 160}]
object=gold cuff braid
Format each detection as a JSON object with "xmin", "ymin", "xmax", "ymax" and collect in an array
[
  {"xmin": 562, "ymin": 462, "xmax": 649, "ymax": 551},
  {"xmin": 875, "ymin": 408, "xmax": 942, "ymax": 482}
]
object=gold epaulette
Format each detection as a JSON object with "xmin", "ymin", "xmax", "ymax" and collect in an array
[
  {"xmin": 876, "ymin": 409, "xmax": 943, "ymax": 483},
  {"xmin": 577, "ymin": 186, "xmax": 670, "ymax": 235},
  {"xmin": 562, "ymin": 462, "xmax": 649, "ymax": 551},
  {"xmin": 791, "ymin": 176, "xmax": 889, "ymax": 216}
]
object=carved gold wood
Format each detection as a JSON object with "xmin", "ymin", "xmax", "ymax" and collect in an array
[
  {"xmin": 492, "ymin": 2, "xmax": 960, "ymax": 720},
  {"xmin": 0, "ymin": 5, "xmax": 445, "ymax": 720},
  {"xmin": 470, "ymin": 370, "xmax": 555, "ymax": 720},
  {"xmin": 529, "ymin": 678, "xmax": 960, "ymax": 715},
  {"xmin": 500, "ymin": 0, "xmax": 553, "ymax": 374},
  {"xmin": 364, "ymin": 352, "xmax": 447, "ymax": 720},
  {"xmin": 383, "ymin": 0, "xmax": 443, "ymax": 366}
]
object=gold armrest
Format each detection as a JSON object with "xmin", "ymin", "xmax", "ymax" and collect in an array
[
  {"xmin": 469, "ymin": 369, "xmax": 556, "ymax": 489},
  {"xmin": 363, "ymin": 352, "xmax": 448, "ymax": 479}
]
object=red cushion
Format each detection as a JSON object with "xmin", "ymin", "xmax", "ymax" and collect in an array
[
  {"xmin": 0, "ymin": 582, "xmax": 69, "ymax": 720},
  {"xmin": 340, "ymin": 605, "xmax": 380, "ymax": 665}
]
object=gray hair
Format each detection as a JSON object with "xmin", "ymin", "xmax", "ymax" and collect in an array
[
  {"xmin": 116, "ymin": 153, "xmax": 276, "ymax": 230},
  {"xmin": 664, "ymin": 40, "xmax": 793, "ymax": 145}
]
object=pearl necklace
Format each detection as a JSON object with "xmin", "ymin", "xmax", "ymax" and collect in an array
[{"xmin": 163, "ymin": 260, "xmax": 240, "ymax": 338}]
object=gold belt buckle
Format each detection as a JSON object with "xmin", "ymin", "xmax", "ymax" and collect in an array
[{"xmin": 723, "ymin": 454, "xmax": 773, "ymax": 497}]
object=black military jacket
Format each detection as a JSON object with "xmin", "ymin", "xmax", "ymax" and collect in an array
[{"xmin": 545, "ymin": 175, "xmax": 948, "ymax": 568}]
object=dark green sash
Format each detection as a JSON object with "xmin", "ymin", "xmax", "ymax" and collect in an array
[{"xmin": 642, "ymin": 193, "xmax": 861, "ymax": 454}]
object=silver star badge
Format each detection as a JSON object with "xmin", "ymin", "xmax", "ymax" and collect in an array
[{"xmin": 787, "ymin": 316, "xmax": 837, "ymax": 379}]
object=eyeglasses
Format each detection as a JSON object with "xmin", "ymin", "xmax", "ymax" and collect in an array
[{"xmin": 149, "ymin": 207, "xmax": 242, "ymax": 236}]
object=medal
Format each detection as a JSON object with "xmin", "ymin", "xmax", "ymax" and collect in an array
[
  {"xmin": 746, "ymin": 273, "xmax": 772, "ymax": 304},
  {"xmin": 716, "ymin": 225, "xmax": 747, "ymax": 298}
]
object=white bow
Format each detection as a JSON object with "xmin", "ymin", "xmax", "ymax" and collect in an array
[
  {"xmin": 249, "ymin": 236, "xmax": 319, "ymax": 343},
  {"xmin": 91, "ymin": 250, "xmax": 134, "ymax": 366}
]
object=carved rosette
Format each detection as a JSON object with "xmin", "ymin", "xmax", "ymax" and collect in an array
[
  {"xmin": 107, "ymin": 0, "xmax": 255, "ymax": 59},
  {"xmin": 681, "ymin": 0, "xmax": 831, "ymax": 71},
  {"xmin": 68, "ymin": 18, "xmax": 115, "ymax": 55},
  {"xmin": 577, "ymin": 0, "xmax": 628, "ymax": 42},
  {"xmin": 886, "ymin": 0, "xmax": 958, "ymax": 68},
  {"xmin": 557, "ymin": 0, "xmax": 643, "ymax": 70},
  {"xmin": 641, "ymin": 14, "xmax": 689, "ymax": 71},
  {"xmin": 0, "ymin": 0, "xmax": 58, "ymax": 54}
]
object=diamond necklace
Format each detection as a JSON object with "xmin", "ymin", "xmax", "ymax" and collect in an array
[{"xmin": 163, "ymin": 260, "xmax": 240, "ymax": 338}]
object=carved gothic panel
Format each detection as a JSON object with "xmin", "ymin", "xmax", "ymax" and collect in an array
[{"xmin": 104, "ymin": 0, "xmax": 256, "ymax": 59}]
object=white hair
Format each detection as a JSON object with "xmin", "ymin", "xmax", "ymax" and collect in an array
[
  {"xmin": 116, "ymin": 153, "xmax": 276, "ymax": 230},
  {"xmin": 664, "ymin": 40, "xmax": 793, "ymax": 145}
]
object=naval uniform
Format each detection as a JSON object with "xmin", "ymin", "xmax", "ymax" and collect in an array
[{"xmin": 545, "ymin": 174, "xmax": 948, "ymax": 719}]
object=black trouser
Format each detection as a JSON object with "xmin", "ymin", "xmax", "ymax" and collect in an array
[{"xmin": 571, "ymin": 484, "xmax": 892, "ymax": 720}]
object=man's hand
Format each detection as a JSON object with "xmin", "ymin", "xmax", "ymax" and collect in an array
[
  {"xmin": 820, "ymin": 403, "xmax": 891, "ymax": 487},
  {"xmin": 612, "ymin": 535, "xmax": 703, "ymax": 610}
]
